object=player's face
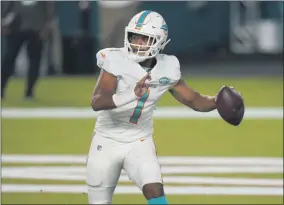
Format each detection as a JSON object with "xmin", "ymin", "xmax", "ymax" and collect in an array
[{"xmin": 128, "ymin": 33, "xmax": 154, "ymax": 55}]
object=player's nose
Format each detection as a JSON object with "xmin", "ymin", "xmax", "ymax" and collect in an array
[{"xmin": 136, "ymin": 36, "xmax": 145, "ymax": 45}]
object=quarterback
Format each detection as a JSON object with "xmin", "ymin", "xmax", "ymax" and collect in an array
[{"xmin": 87, "ymin": 10, "xmax": 227, "ymax": 204}]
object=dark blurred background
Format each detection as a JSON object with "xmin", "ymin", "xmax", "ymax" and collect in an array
[{"xmin": 1, "ymin": 1, "xmax": 283, "ymax": 77}]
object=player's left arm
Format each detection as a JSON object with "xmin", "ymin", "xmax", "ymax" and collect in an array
[{"xmin": 169, "ymin": 79, "xmax": 216, "ymax": 112}]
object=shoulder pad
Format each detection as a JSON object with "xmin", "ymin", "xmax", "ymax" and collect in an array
[
  {"xmin": 159, "ymin": 54, "xmax": 181, "ymax": 81},
  {"xmin": 96, "ymin": 48, "xmax": 125, "ymax": 76}
]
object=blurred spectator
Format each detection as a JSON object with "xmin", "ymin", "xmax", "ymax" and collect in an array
[
  {"xmin": 1, "ymin": 1, "xmax": 54, "ymax": 100},
  {"xmin": 57, "ymin": 1, "xmax": 97, "ymax": 75},
  {"xmin": 98, "ymin": 1, "xmax": 139, "ymax": 49},
  {"xmin": 77, "ymin": 0, "xmax": 95, "ymax": 74}
]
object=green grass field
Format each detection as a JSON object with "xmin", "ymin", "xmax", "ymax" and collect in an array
[
  {"xmin": 1, "ymin": 76, "xmax": 283, "ymax": 204},
  {"xmin": 1, "ymin": 76, "xmax": 283, "ymax": 107}
]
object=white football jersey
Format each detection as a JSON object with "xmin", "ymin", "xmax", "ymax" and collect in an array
[{"xmin": 94, "ymin": 48, "xmax": 181, "ymax": 142}]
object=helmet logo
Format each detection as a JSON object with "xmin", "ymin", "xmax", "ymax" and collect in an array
[
  {"xmin": 161, "ymin": 24, "xmax": 168, "ymax": 35},
  {"xmin": 135, "ymin": 10, "xmax": 151, "ymax": 30}
]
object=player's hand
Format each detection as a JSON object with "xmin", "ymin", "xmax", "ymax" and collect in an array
[
  {"xmin": 218, "ymin": 86, "xmax": 243, "ymax": 100},
  {"xmin": 134, "ymin": 72, "xmax": 151, "ymax": 97},
  {"xmin": 228, "ymin": 86, "xmax": 243, "ymax": 99}
]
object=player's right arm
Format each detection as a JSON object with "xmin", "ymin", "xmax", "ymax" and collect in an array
[
  {"xmin": 91, "ymin": 70, "xmax": 151, "ymax": 111},
  {"xmin": 91, "ymin": 49, "xmax": 150, "ymax": 111},
  {"xmin": 91, "ymin": 69, "xmax": 118, "ymax": 111}
]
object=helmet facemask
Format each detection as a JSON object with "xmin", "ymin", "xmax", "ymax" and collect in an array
[{"xmin": 124, "ymin": 29, "xmax": 170, "ymax": 62}]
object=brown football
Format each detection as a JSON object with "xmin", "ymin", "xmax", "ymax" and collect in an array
[{"xmin": 216, "ymin": 86, "xmax": 245, "ymax": 126}]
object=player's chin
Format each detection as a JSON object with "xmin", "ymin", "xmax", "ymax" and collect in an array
[
  {"xmin": 137, "ymin": 51, "xmax": 148, "ymax": 56},
  {"xmin": 131, "ymin": 47, "xmax": 149, "ymax": 55},
  {"xmin": 133, "ymin": 49, "xmax": 149, "ymax": 56}
]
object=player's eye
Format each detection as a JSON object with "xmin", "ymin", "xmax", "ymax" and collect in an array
[
  {"xmin": 128, "ymin": 32, "xmax": 150, "ymax": 44},
  {"xmin": 142, "ymin": 36, "xmax": 148, "ymax": 41}
]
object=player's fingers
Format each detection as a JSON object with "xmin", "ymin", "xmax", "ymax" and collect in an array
[
  {"xmin": 141, "ymin": 73, "xmax": 150, "ymax": 82},
  {"xmin": 230, "ymin": 87, "xmax": 242, "ymax": 97},
  {"xmin": 135, "ymin": 81, "xmax": 142, "ymax": 88},
  {"xmin": 140, "ymin": 72, "xmax": 151, "ymax": 83},
  {"xmin": 219, "ymin": 85, "xmax": 226, "ymax": 92},
  {"xmin": 147, "ymin": 73, "xmax": 152, "ymax": 80},
  {"xmin": 142, "ymin": 81, "xmax": 149, "ymax": 88}
]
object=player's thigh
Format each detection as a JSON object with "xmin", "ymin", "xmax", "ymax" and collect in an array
[
  {"xmin": 123, "ymin": 137, "xmax": 163, "ymax": 190},
  {"xmin": 86, "ymin": 133, "xmax": 122, "ymax": 203},
  {"xmin": 86, "ymin": 133, "xmax": 122, "ymax": 187}
]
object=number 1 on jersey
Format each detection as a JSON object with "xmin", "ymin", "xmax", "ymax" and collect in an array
[{"xmin": 129, "ymin": 90, "xmax": 150, "ymax": 124}]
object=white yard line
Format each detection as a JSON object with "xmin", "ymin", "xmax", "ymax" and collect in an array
[
  {"xmin": 2, "ymin": 155, "xmax": 283, "ymax": 195},
  {"xmin": 3, "ymin": 165, "xmax": 283, "ymax": 176},
  {"xmin": 2, "ymin": 155, "xmax": 283, "ymax": 166},
  {"xmin": 2, "ymin": 184, "xmax": 283, "ymax": 195},
  {"xmin": 2, "ymin": 167, "xmax": 283, "ymax": 186},
  {"xmin": 2, "ymin": 107, "xmax": 283, "ymax": 119}
]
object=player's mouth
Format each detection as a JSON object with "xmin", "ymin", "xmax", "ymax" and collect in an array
[{"xmin": 131, "ymin": 46, "xmax": 149, "ymax": 55}]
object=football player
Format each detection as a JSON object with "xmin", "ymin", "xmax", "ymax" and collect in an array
[{"xmin": 87, "ymin": 10, "xmax": 226, "ymax": 204}]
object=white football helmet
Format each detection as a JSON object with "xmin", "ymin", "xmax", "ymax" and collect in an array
[{"xmin": 124, "ymin": 10, "xmax": 170, "ymax": 62}]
